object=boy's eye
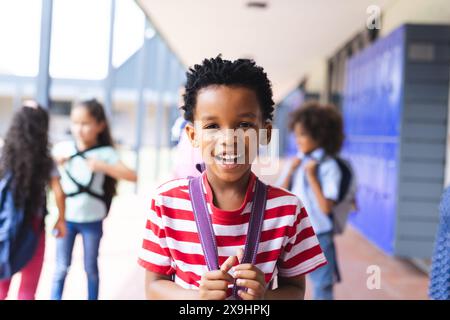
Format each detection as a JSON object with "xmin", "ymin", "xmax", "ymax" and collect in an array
[
  {"xmin": 239, "ymin": 122, "xmax": 253, "ymax": 128},
  {"xmin": 204, "ymin": 124, "xmax": 219, "ymax": 130}
]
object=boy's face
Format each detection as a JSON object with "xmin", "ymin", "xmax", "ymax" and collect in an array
[
  {"xmin": 293, "ymin": 122, "xmax": 319, "ymax": 155},
  {"xmin": 185, "ymin": 85, "xmax": 272, "ymax": 183}
]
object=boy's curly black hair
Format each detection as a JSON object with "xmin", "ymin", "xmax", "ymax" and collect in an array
[
  {"xmin": 289, "ymin": 101, "xmax": 345, "ymax": 156},
  {"xmin": 181, "ymin": 55, "xmax": 275, "ymax": 122},
  {"xmin": 0, "ymin": 103, "xmax": 53, "ymax": 223}
]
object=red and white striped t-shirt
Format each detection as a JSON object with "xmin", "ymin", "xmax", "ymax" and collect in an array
[{"xmin": 138, "ymin": 171, "xmax": 327, "ymax": 293}]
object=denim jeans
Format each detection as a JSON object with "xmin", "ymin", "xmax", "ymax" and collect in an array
[
  {"xmin": 51, "ymin": 221, "xmax": 103, "ymax": 300},
  {"xmin": 308, "ymin": 231, "xmax": 340, "ymax": 300}
]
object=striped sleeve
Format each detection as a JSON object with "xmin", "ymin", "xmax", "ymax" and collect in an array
[
  {"xmin": 277, "ymin": 197, "xmax": 327, "ymax": 278},
  {"xmin": 138, "ymin": 196, "xmax": 175, "ymax": 276}
]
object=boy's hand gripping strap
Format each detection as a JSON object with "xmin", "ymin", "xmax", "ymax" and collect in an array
[{"xmin": 189, "ymin": 174, "xmax": 267, "ymax": 300}]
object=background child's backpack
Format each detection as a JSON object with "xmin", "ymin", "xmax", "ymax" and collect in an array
[
  {"xmin": 284, "ymin": 156, "xmax": 357, "ymax": 234},
  {"xmin": 0, "ymin": 173, "xmax": 38, "ymax": 280},
  {"xmin": 63, "ymin": 144, "xmax": 114, "ymax": 214},
  {"xmin": 328, "ymin": 156, "xmax": 357, "ymax": 235}
]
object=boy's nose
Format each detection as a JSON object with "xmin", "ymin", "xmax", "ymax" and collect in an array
[
  {"xmin": 222, "ymin": 129, "xmax": 236, "ymax": 144},
  {"xmin": 213, "ymin": 129, "xmax": 237, "ymax": 153},
  {"xmin": 210, "ymin": 128, "xmax": 235, "ymax": 144}
]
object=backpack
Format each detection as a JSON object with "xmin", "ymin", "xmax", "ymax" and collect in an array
[
  {"xmin": 288, "ymin": 156, "xmax": 357, "ymax": 235},
  {"xmin": 328, "ymin": 157, "xmax": 357, "ymax": 235},
  {"xmin": 63, "ymin": 144, "xmax": 114, "ymax": 214},
  {"xmin": 0, "ymin": 173, "xmax": 39, "ymax": 280}
]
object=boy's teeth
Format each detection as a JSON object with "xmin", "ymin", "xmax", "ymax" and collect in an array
[{"xmin": 215, "ymin": 154, "xmax": 243, "ymax": 162}]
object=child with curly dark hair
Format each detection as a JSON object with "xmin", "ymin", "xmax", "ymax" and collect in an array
[
  {"xmin": 138, "ymin": 56, "xmax": 327, "ymax": 300},
  {"xmin": 0, "ymin": 100, "xmax": 66, "ymax": 300},
  {"xmin": 281, "ymin": 101, "xmax": 345, "ymax": 300}
]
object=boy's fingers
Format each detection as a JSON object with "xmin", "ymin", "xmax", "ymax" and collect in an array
[
  {"xmin": 220, "ymin": 255, "xmax": 237, "ymax": 272},
  {"xmin": 233, "ymin": 270, "xmax": 258, "ymax": 280},
  {"xmin": 232, "ymin": 263, "xmax": 255, "ymax": 271},
  {"xmin": 199, "ymin": 279, "xmax": 230, "ymax": 291},
  {"xmin": 238, "ymin": 289, "xmax": 258, "ymax": 300},
  {"xmin": 236, "ymin": 248, "xmax": 244, "ymax": 264},
  {"xmin": 203, "ymin": 270, "xmax": 233, "ymax": 282},
  {"xmin": 247, "ymin": 288, "xmax": 258, "ymax": 296},
  {"xmin": 236, "ymin": 278, "xmax": 263, "ymax": 291}
]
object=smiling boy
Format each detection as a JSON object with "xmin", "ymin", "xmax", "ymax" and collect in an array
[{"xmin": 138, "ymin": 56, "xmax": 327, "ymax": 300}]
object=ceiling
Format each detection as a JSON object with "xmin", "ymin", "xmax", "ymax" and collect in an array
[{"xmin": 137, "ymin": 0, "xmax": 392, "ymax": 102}]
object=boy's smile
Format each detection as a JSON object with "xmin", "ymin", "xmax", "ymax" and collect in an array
[{"xmin": 185, "ymin": 85, "xmax": 271, "ymax": 184}]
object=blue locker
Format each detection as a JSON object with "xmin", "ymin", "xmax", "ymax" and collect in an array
[{"xmin": 342, "ymin": 24, "xmax": 449, "ymax": 258}]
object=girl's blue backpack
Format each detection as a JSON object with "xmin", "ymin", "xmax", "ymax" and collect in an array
[{"xmin": 0, "ymin": 173, "xmax": 38, "ymax": 280}]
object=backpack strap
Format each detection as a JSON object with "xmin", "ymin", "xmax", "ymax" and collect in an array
[
  {"xmin": 63, "ymin": 144, "xmax": 109, "ymax": 206},
  {"xmin": 232, "ymin": 176, "xmax": 267, "ymax": 299},
  {"xmin": 64, "ymin": 169, "xmax": 106, "ymax": 202},
  {"xmin": 189, "ymin": 176, "xmax": 219, "ymax": 271},
  {"xmin": 188, "ymin": 174, "xmax": 267, "ymax": 300},
  {"xmin": 68, "ymin": 144, "xmax": 107, "ymax": 160},
  {"xmin": 195, "ymin": 162, "xmax": 206, "ymax": 174}
]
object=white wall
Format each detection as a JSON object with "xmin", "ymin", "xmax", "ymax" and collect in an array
[
  {"xmin": 381, "ymin": 0, "xmax": 450, "ymax": 36},
  {"xmin": 304, "ymin": 0, "xmax": 450, "ymax": 96},
  {"xmin": 304, "ymin": 58, "xmax": 328, "ymax": 101}
]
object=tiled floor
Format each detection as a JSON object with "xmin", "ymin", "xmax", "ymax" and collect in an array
[{"xmin": 305, "ymin": 225, "xmax": 430, "ymax": 300}]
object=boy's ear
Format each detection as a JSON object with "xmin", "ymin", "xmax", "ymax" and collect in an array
[
  {"xmin": 260, "ymin": 122, "xmax": 272, "ymax": 145},
  {"xmin": 185, "ymin": 123, "xmax": 199, "ymax": 148}
]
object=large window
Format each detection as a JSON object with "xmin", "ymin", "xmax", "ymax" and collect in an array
[
  {"xmin": 0, "ymin": 0, "xmax": 42, "ymax": 76},
  {"xmin": 0, "ymin": 0, "xmax": 147, "ymax": 79},
  {"xmin": 50, "ymin": 0, "xmax": 112, "ymax": 79},
  {"xmin": 49, "ymin": 0, "xmax": 145, "ymax": 80},
  {"xmin": 113, "ymin": 0, "xmax": 145, "ymax": 68}
]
